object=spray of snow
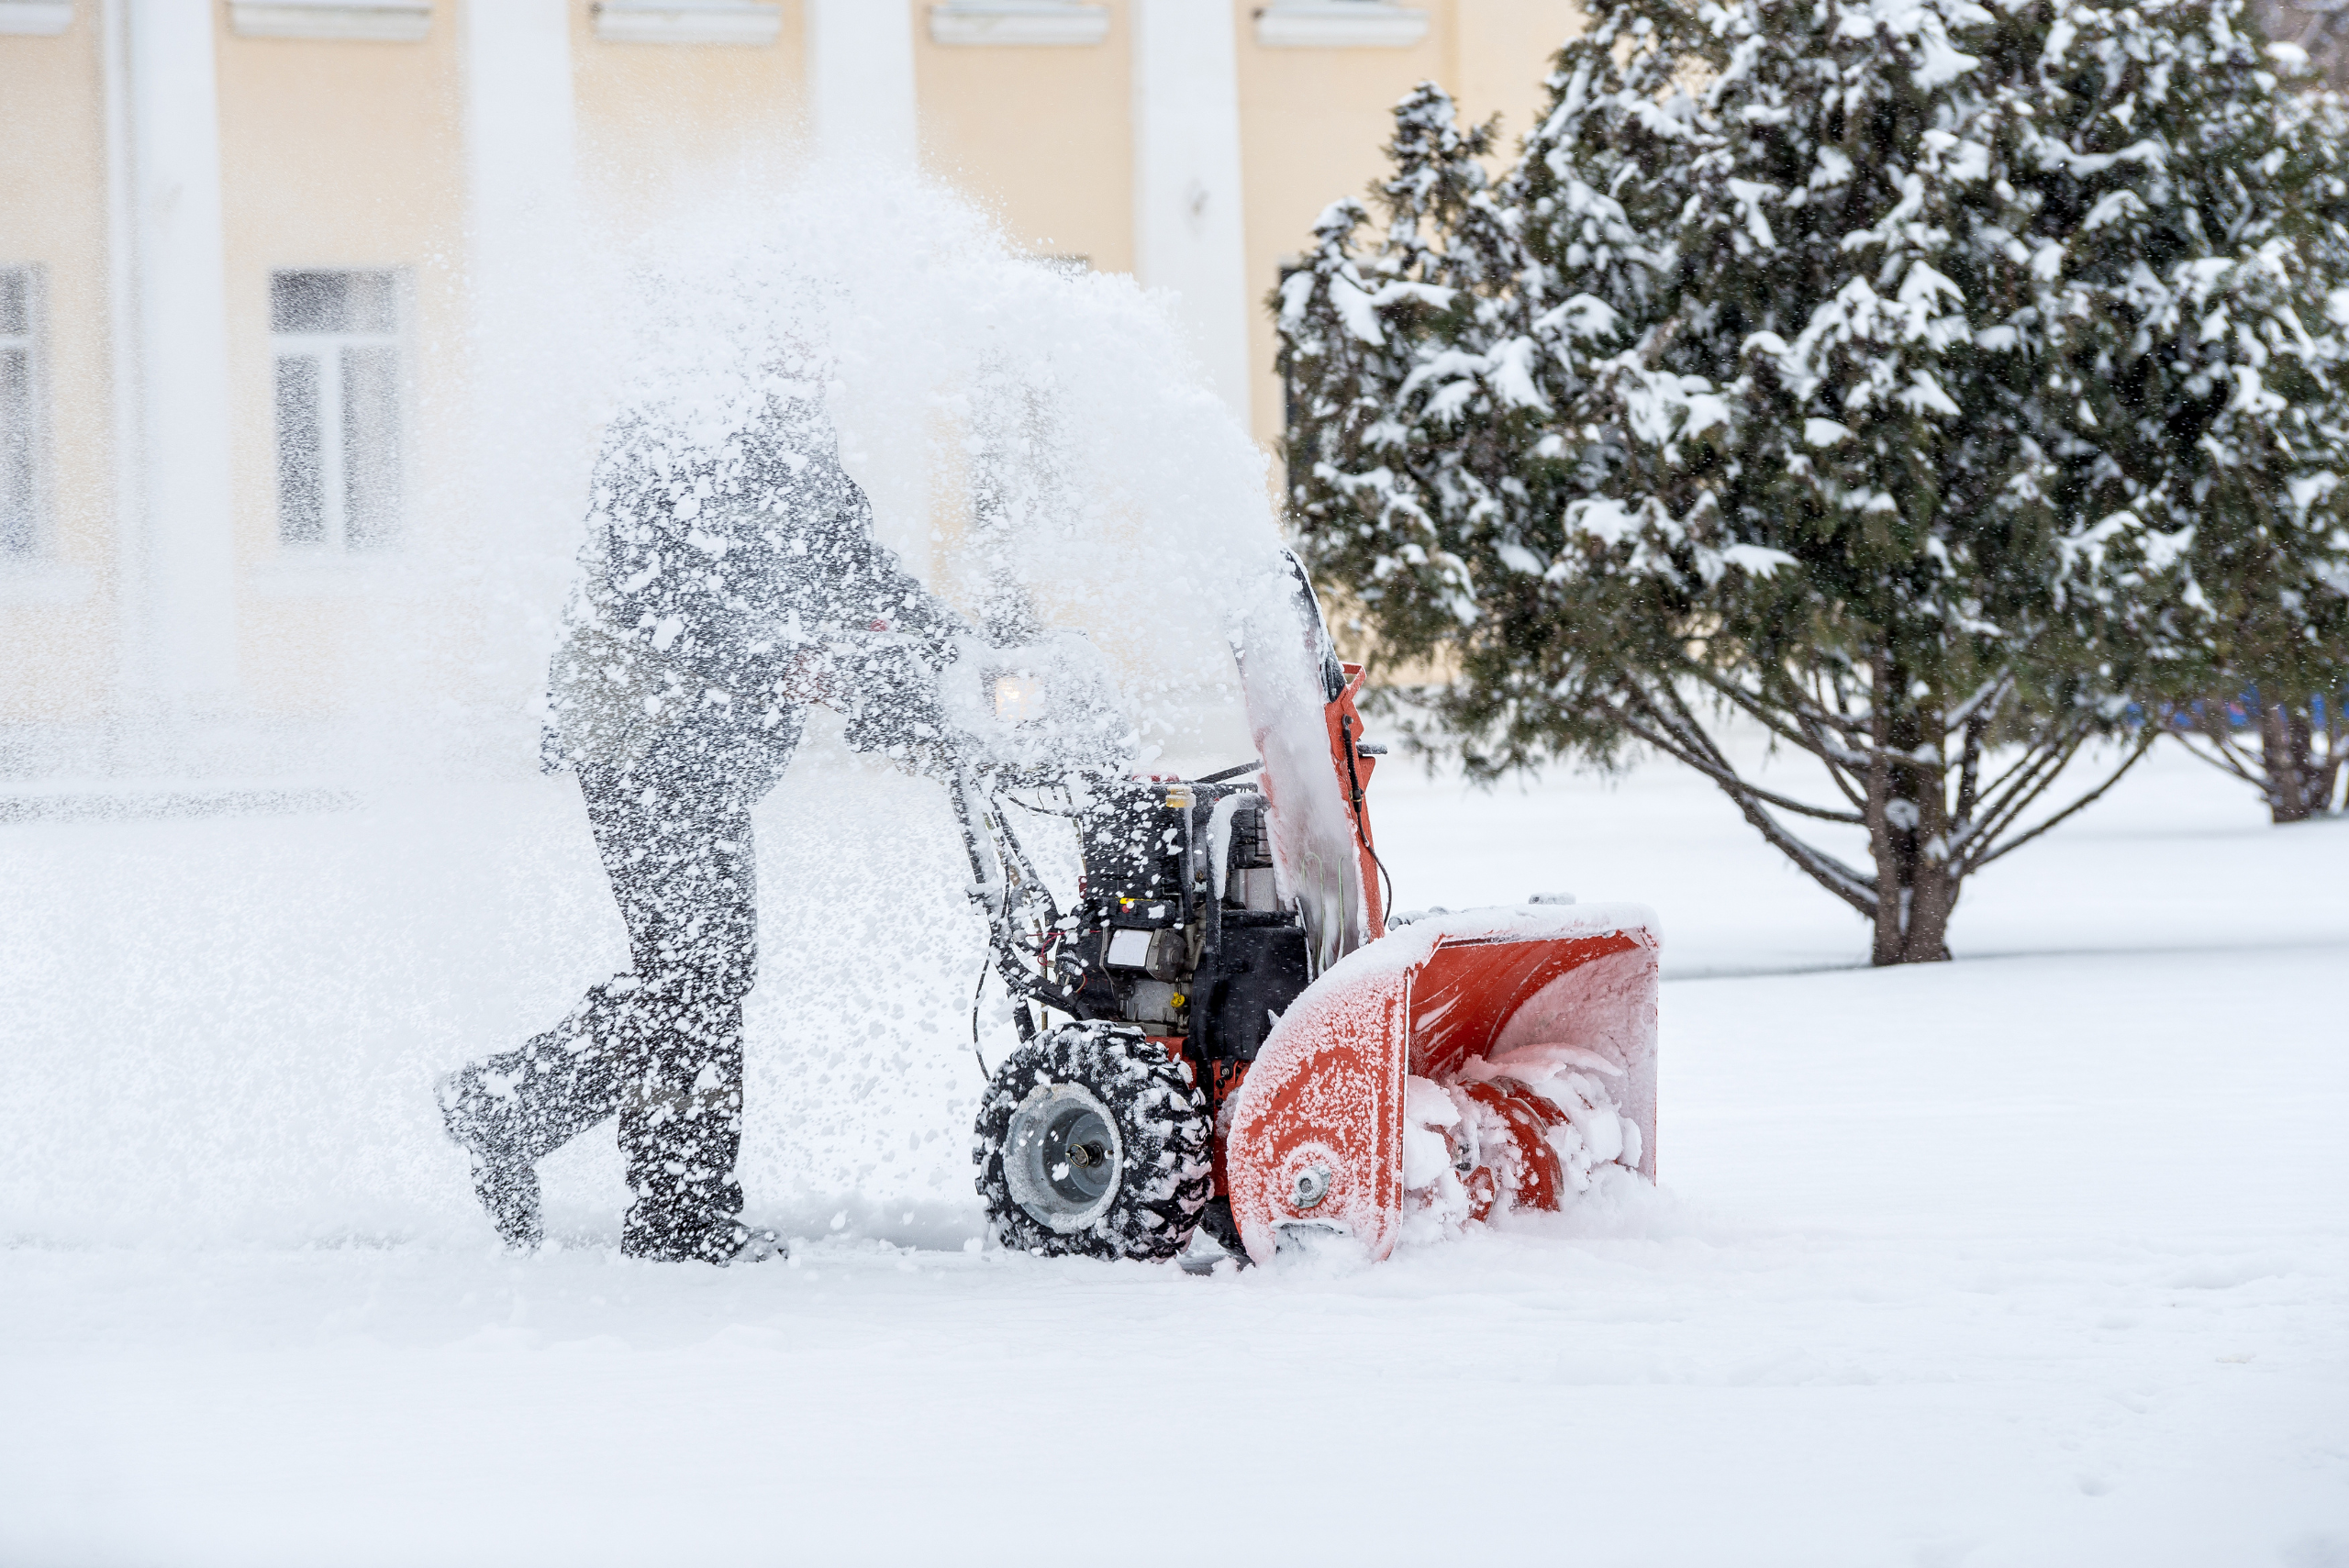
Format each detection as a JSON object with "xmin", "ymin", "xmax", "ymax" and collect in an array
[
  {"xmin": 1231, "ymin": 563, "xmax": 1371, "ymax": 969},
  {"xmin": 0, "ymin": 164, "xmax": 1319, "ymax": 1246}
]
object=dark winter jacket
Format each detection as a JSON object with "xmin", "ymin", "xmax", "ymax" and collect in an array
[{"xmin": 542, "ymin": 399, "xmax": 964, "ymax": 775}]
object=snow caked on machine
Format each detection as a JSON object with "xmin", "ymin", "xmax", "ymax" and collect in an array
[{"xmin": 943, "ymin": 556, "xmax": 1659, "ymax": 1264}]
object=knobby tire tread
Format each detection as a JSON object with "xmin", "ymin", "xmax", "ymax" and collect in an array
[{"xmin": 973, "ymin": 1023, "xmax": 1212, "ymax": 1261}]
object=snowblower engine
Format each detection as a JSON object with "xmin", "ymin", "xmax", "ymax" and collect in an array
[
  {"xmin": 1058, "ymin": 780, "xmax": 1308, "ymax": 1068},
  {"xmin": 946, "ymin": 559, "xmax": 1660, "ymax": 1266}
]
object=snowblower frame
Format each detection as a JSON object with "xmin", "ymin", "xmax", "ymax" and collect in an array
[{"xmin": 950, "ymin": 633, "xmax": 1658, "ymax": 1265}]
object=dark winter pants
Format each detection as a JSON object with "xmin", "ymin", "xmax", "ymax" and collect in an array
[{"xmin": 441, "ymin": 717, "xmax": 795, "ymax": 1260}]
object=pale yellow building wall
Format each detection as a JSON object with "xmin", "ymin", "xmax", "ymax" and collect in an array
[
  {"xmin": 1234, "ymin": 0, "xmax": 1584, "ymax": 455},
  {"xmin": 1450, "ymin": 0, "xmax": 1583, "ymax": 142},
  {"xmin": 0, "ymin": 2, "xmax": 1584, "ymax": 729},
  {"xmin": 572, "ymin": 0, "xmax": 812, "ymax": 239},
  {"xmin": 0, "ymin": 11, "xmax": 116, "ymax": 720},
  {"xmin": 913, "ymin": 1, "xmax": 1134, "ymax": 272},
  {"xmin": 214, "ymin": 1, "xmax": 467, "ymax": 716}
]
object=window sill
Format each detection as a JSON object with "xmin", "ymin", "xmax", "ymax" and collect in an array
[
  {"xmin": 592, "ymin": 1, "xmax": 783, "ymax": 45},
  {"xmin": 1252, "ymin": 2, "xmax": 1429, "ymax": 49},
  {"xmin": 930, "ymin": 3, "xmax": 1109, "ymax": 46},
  {"xmin": 228, "ymin": 1, "xmax": 432, "ymax": 42},
  {"xmin": 0, "ymin": 1, "xmax": 72, "ymax": 37},
  {"xmin": 0, "ymin": 562, "xmax": 93, "ymax": 605}
]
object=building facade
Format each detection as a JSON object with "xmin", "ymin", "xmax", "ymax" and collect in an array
[{"xmin": 0, "ymin": 0, "xmax": 1576, "ymax": 762}]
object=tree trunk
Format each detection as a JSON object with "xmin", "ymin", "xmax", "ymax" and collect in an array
[
  {"xmin": 2259, "ymin": 701, "xmax": 2326, "ymax": 824},
  {"xmin": 1866, "ymin": 675, "xmax": 1957, "ymax": 966},
  {"xmin": 1867, "ymin": 814, "xmax": 1960, "ymax": 964}
]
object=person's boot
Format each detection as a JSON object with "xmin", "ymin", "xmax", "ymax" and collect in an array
[
  {"xmin": 436, "ymin": 1072, "xmax": 544, "ymax": 1252},
  {"xmin": 466, "ymin": 1149, "xmax": 544, "ymax": 1253},
  {"xmin": 701, "ymin": 1221, "xmax": 785, "ymax": 1266},
  {"xmin": 620, "ymin": 1201, "xmax": 781, "ymax": 1265}
]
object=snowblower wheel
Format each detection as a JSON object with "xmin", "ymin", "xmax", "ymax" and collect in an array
[{"xmin": 974, "ymin": 1022, "xmax": 1212, "ymax": 1261}]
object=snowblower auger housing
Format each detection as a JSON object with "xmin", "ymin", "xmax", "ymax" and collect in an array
[{"xmin": 953, "ymin": 564, "xmax": 1658, "ymax": 1264}]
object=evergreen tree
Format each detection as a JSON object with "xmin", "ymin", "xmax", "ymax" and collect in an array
[
  {"xmin": 2171, "ymin": 687, "xmax": 2348, "ymax": 818},
  {"xmin": 1279, "ymin": 0, "xmax": 2349, "ymax": 963}
]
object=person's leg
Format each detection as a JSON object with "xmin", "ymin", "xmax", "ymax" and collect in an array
[
  {"xmin": 594, "ymin": 728, "xmax": 774, "ymax": 1262},
  {"xmin": 436, "ymin": 740, "xmax": 748, "ymax": 1251},
  {"xmin": 437, "ymin": 973, "xmax": 640, "ymax": 1248},
  {"xmin": 438, "ymin": 711, "xmax": 791, "ymax": 1257}
]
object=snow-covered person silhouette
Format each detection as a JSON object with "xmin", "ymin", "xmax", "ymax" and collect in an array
[{"xmin": 437, "ymin": 384, "xmax": 964, "ymax": 1262}]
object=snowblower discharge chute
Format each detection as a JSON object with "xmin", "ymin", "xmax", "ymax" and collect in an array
[{"xmin": 951, "ymin": 562, "xmax": 1657, "ymax": 1265}]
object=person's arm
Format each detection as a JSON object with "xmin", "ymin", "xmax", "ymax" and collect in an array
[
  {"xmin": 599, "ymin": 411, "xmax": 974, "ymax": 751},
  {"xmin": 593, "ymin": 421, "xmax": 957, "ymax": 690},
  {"xmin": 783, "ymin": 454, "xmax": 972, "ymax": 658},
  {"xmin": 778, "ymin": 457, "xmax": 981, "ymax": 760}
]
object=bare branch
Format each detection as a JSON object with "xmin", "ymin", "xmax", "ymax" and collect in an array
[
  {"xmin": 1610, "ymin": 706, "xmax": 1869, "ymax": 823},
  {"xmin": 1962, "ymin": 747, "xmax": 2037, "ymax": 811},
  {"xmin": 1798, "ymin": 665, "xmax": 1874, "ymax": 808},
  {"xmin": 1971, "ymin": 731, "xmax": 2158, "ymax": 873},
  {"xmin": 2165, "ymin": 712, "xmax": 2265, "ymax": 788},
  {"xmin": 1960, "ymin": 734, "xmax": 2087, "ymax": 859},
  {"xmin": 1961, "ymin": 730, "xmax": 2071, "ymax": 820},
  {"xmin": 1951, "ymin": 738, "xmax": 2077, "ymax": 853},
  {"xmin": 2172, "ymin": 736, "xmax": 2263, "ymax": 787},
  {"xmin": 1621, "ymin": 689, "xmax": 1878, "ymax": 909},
  {"xmin": 1650, "ymin": 679, "xmax": 1740, "ymax": 772},
  {"xmin": 1698, "ymin": 650, "xmax": 1882, "ymax": 743},
  {"xmin": 1681, "ymin": 662, "xmax": 1844, "ymax": 759},
  {"xmin": 1798, "ymin": 710, "xmax": 1871, "ymax": 809},
  {"xmin": 1712, "ymin": 787, "xmax": 1880, "ymax": 915},
  {"xmin": 1953, "ymin": 708, "xmax": 1989, "ymax": 829}
]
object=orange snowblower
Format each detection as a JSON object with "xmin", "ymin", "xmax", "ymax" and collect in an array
[{"xmin": 950, "ymin": 558, "xmax": 1657, "ymax": 1264}]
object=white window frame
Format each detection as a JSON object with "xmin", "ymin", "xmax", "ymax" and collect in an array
[
  {"xmin": 592, "ymin": 1, "xmax": 783, "ymax": 45},
  {"xmin": 929, "ymin": 2, "xmax": 1108, "ymax": 47},
  {"xmin": 269, "ymin": 268, "xmax": 407, "ymax": 553},
  {"xmin": 0, "ymin": 3, "xmax": 74, "ymax": 39},
  {"xmin": 0, "ymin": 262, "xmax": 48, "ymax": 562},
  {"xmin": 228, "ymin": 1, "xmax": 431, "ymax": 41},
  {"xmin": 1253, "ymin": 2, "xmax": 1430, "ymax": 50}
]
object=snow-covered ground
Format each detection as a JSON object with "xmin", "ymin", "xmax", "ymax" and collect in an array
[{"xmin": 4, "ymin": 739, "xmax": 2344, "ymax": 1566}]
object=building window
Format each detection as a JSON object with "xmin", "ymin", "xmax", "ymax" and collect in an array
[
  {"xmin": 0, "ymin": 264, "xmax": 40, "ymax": 558},
  {"xmin": 271, "ymin": 269, "xmax": 403, "ymax": 550}
]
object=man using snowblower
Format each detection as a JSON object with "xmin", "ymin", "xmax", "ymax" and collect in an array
[{"xmin": 435, "ymin": 390, "xmax": 967, "ymax": 1263}]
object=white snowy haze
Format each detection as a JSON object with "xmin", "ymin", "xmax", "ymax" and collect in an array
[
  {"xmin": 5, "ymin": 162, "xmax": 2345, "ymax": 1568},
  {"xmin": 0, "ymin": 167, "xmax": 1297, "ymax": 1246}
]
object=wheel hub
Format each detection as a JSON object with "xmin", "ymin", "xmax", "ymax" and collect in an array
[{"xmin": 1003, "ymin": 1083, "xmax": 1125, "ymax": 1231}]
